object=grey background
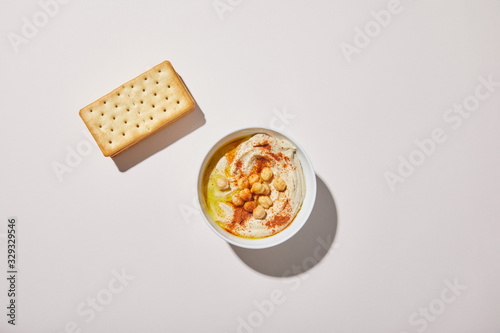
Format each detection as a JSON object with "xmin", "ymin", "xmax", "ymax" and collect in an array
[{"xmin": 1, "ymin": 0, "xmax": 499, "ymax": 332}]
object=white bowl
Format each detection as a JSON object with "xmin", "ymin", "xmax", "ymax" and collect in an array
[{"xmin": 196, "ymin": 127, "xmax": 317, "ymax": 249}]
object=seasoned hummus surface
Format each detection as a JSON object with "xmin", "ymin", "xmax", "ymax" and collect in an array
[{"xmin": 203, "ymin": 133, "xmax": 306, "ymax": 238}]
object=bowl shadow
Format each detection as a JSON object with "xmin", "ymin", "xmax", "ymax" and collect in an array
[{"xmin": 230, "ymin": 174, "xmax": 338, "ymax": 277}]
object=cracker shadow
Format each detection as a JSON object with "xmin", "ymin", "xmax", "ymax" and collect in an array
[
  {"xmin": 112, "ymin": 99, "xmax": 205, "ymax": 172},
  {"xmin": 230, "ymin": 174, "xmax": 338, "ymax": 277}
]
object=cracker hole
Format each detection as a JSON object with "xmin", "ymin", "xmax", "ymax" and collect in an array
[
  {"xmin": 154, "ymin": 92, "xmax": 157, "ymax": 96},
  {"xmin": 152, "ymin": 104, "xmax": 155, "ymax": 108},
  {"xmin": 150, "ymin": 116, "xmax": 153, "ymax": 120},
  {"xmin": 117, "ymin": 93, "xmax": 120, "ymax": 96},
  {"xmin": 165, "ymin": 96, "xmax": 168, "ymax": 100},
  {"xmin": 89, "ymin": 109, "xmax": 93, "ymax": 113},
  {"xmin": 124, "ymin": 120, "xmax": 127, "ymax": 124},
  {"xmin": 156, "ymin": 81, "xmax": 158, "ymax": 84},
  {"xmin": 176, "ymin": 101, "xmax": 180, "ymax": 104},
  {"xmin": 131, "ymin": 85, "xmax": 134, "ymax": 88},
  {"xmin": 142, "ymin": 89, "xmax": 145, "ymax": 92},
  {"xmin": 103, "ymin": 101, "xmax": 106, "ymax": 104},
  {"xmin": 113, "ymin": 116, "xmax": 116, "ymax": 120},
  {"xmin": 144, "ymin": 77, "xmax": 147, "ymax": 80},
  {"xmin": 101, "ymin": 113, "xmax": 104, "ymax": 116},
  {"xmin": 136, "ymin": 124, "xmax": 140, "ymax": 128},
  {"xmin": 109, "ymin": 141, "xmax": 112, "ymax": 144},
  {"xmin": 126, "ymin": 108, "xmax": 130, "ymax": 112},
  {"xmin": 163, "ymin": 108, "xmax": 166, "ymax": 112},
  {"xmin": 122, "ymin": 132, "xmax": 125, "ymax": 136},
  {"xmin": 115, "ymin": 104, "xmax": 118, "ymax": 108},
  {"xmin": 111, "ymin": 128, "xmax": 114, "ymax": 132},
  {"xmin": 99, "ymin": 125, "xmax": 102, "ymax": 128},
  {"xmin": 168, "ymin": 85, "xmax": 171, "ymax": 88},
  {"xmin": 158, "ymin": 70, "xmax": 161, "ymax": 73},
  {"xmin": 140, "ymin": 100, "xmax": 143, "ymax": 104}
]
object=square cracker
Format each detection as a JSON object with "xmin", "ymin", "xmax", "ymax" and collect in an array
[{"xmin": 79, "ymin": 61, "xmax": 195, "ymax": 157}]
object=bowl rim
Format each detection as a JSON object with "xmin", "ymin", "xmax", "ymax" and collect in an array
[{"xmin": 196, "ymin": 126, "xmax": 317, "ymax": 249}]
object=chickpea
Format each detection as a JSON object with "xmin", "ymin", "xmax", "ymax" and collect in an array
[
  {"xmin": 258, "ymin": 196, "xmax": 273, "ymax": 209},
  {"xmin": 273, "ymin": 177, "xmax": 287, "ymax": 192},
  {"xmin": 248, "ymin": 174, "xmax": 260, "ymax": 185},
  {"xmin": 232, "ymin": 194, "xmax": 244, "ymax": 207},
  {"xmin": 253, "ymin": 206, "xmax": 266, "ymax": 219},
  {"xmin": 216, "ymin": 176, "xmax": 229, "ymax": 190},
  {"xmin": 251, "ymin": 182, "xmax": 263, "ymax": 194},
  {"xmin": 239, "ymin": 188, "xmax": 252, "ymax": 201},
  {"xmin": 261, "ymin": 183, "xmax": 271, "ymax": 195},
  {"xmin": 260, "ymin": 167, "xmax": 273, "ymax": 182},
  {"xmin": 243, "ymin": 201, "xmax": 257, "ymax": 213},
  {"xmin": 238, "ymin": 177, "xmax": 249, "ymax": 190},
  {"xmin": 252, "ymin": 182, "xmax": 271, "ymax": 195}
]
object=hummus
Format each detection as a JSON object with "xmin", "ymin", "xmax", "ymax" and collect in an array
[{"xmin": 203, "ymin": 133, "xmax": 306, "ymax": 238}]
